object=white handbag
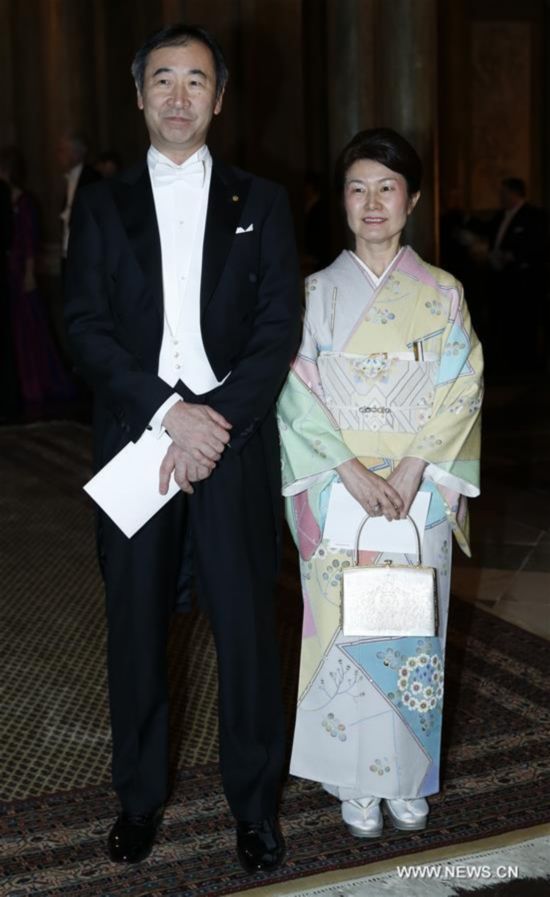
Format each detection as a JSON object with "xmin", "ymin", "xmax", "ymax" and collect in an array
[{"xmin": 341, "ymin": 514, "xmax": 438, "ymax": 638}]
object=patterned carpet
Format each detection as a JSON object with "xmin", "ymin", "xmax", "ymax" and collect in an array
[
  {"xmin": 0, "ymin": 422, "xmax": 302, "ymax": 800},
  {"xmin": 1, "ymin": 422, "xmax": 550, "ymax": 896}
]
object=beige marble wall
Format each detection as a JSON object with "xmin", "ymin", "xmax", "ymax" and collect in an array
[
  {"xmin": 471, "ymin": 21, "xmax": 533, "ymax": 210},
  {"xmin": 439, "ymin": 0, "xmax": 544, "ymax": 213}
]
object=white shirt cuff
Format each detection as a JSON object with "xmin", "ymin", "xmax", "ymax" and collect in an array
[
  {"xmin": 282, "ymin": 470, "xmax": 335, "ymax": 497},
  {"xmin": 149, "ymin": 394, "xmax": 182, "ymax": 438},
  {"xmin": 424, "ymin": 462, "xmax": 480, "ymax": 498}
]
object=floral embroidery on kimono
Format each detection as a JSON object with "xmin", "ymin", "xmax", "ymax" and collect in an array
[{"xmin": 277, "ymin": 247, "xmax": 483, "ymax": 799}]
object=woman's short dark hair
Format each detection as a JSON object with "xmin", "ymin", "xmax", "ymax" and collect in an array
[
  {"xmin": 131, "ymin": 24, "xmax": 229, "ymax": 100},
  {"xmin": 335, "ymin": 128, "xmax": 422, "ymax": 196}
]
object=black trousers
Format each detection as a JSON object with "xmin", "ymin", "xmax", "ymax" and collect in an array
[{"xmin": 98, "ymin": 432, "xmax": 286, "ymax": 820}]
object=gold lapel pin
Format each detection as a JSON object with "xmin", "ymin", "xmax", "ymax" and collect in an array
[{"xmin": 232, "ymin": 194, "xmax": 240, "ymax": 203}]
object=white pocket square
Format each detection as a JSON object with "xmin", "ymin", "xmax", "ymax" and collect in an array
[{"xmin": 236, "ymin": 224, "xmax": 254, "ymax": 234}]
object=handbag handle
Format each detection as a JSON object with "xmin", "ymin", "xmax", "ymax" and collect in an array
[{"xmin": 352, "ymin": 513, "xmax": 423, "ymax": 567}]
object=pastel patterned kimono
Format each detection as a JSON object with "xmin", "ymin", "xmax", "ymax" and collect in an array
[{"xmin": 277, "ymin": 247, "xmax": 482, "ymax": 801}]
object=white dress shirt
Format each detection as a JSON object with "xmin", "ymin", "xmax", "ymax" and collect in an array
[
  {"xmin": 494, "ymin": 201, "xmax": 524, "ymax": 250},
  {"xmin": 60, "ymin": 162, "xmax": 83, "ymax": 257},
  {"xmin": 147, "ymin": 144, "xmax": 228, "ymax": 434}
]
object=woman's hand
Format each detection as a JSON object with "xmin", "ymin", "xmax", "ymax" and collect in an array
[
  {"xmin": 337, "ymin": 458, "xmax": 403, "ymax": 520},
  {"xmin": 387, "ymin": 456, "xmax": 427, "ymax": 518}
]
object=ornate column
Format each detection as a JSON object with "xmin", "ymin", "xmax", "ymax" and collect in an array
[
  {"xmin": 319, "ymin": 0, "xmax": 438, "ymax": 260},
  {"xmin": 438, "ymin": 0, "xmax": 470, "ymax": 214},
  {"xmin": 324, "ymin": 0, "xmax": 377, "ymax": 173},
  {"xmin": 376, "ymin": 0, "xmax": 438, "ymax": 260}
]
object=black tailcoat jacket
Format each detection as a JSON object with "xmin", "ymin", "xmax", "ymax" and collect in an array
[
  {"xmin": 64, "ymin": 157, "xmax": 301, "ymax": 817},
  {"xmin": 65, "ymin": 157, "xmax": 301, "ymax": 529}
]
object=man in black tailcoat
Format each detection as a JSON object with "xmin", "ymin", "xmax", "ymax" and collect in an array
[{"xmin": 64, "ymin": 24, "xmax": 300, "ymax": 872}]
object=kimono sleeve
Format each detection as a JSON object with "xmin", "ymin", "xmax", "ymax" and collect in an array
[
  {"xmin": 407, "ymin": 282, "xmax": 483, "ymax": 499},
  {"xmin": 277, "ymin": 307, "xmax": 354, "ymax": 497},
  {"xmin": 277, "ymin": 305, "xmax": 354, "ymax": 560}
]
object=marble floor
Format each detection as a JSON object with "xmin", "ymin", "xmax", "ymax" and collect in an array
[{"xmin": 452, "ymin": 377, "xmax": 550, "ymax": 640}]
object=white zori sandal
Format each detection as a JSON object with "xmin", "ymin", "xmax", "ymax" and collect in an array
[
  {"xmin": 341, "ymin": 797, "xmax": 383, "ymax": 838},
  {"xmin": 384, "ymin": 797, "xmax": 429, "ymax": 831}
]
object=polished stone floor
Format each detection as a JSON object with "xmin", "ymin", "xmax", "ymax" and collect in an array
[{"xmin": 452, "ymin": 377, "xmax": 550, "ymax": 641}]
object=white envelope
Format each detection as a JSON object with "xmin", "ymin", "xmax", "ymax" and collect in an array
[
  {"xmin": 323, "ymin": 483, "xmax": 431, "ymax": 555},
  {"xmin": 84, "ymin": 430, "xmax": 179, "ymax": 538}
]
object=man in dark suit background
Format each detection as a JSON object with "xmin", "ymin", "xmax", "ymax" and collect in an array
[
  {"xmin": 58, "ymin": 132, "xmax": 101, "ymax": 276},
  {"xmin": 64, "ymin": 24, "xmax": 300, "ymax": 872},
  {"xmin": 489, "ymin": 178, "xmax": 546, "ymax": 275},
  {"xmin": 488, "ymin": 177, "xmax": 547, "ymax": 371}
]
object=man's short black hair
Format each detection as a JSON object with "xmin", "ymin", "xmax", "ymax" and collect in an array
[
  {"xmin": 335, "ymin": 128, "xmax": 422, "ymax": 197},
  {"xmin": 131, "ymin": 24, "xmax": 229, "ymax": 100},
  {"xmin": 501, "ymin": 177, "xmax": 526, "ymax": 198}
]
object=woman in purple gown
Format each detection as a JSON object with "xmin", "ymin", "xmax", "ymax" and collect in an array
[{"xmin": 0, "ymin": 146, "xmax": 74, "ymax": 405}]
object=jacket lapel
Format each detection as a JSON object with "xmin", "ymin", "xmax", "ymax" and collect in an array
[
  {"xmin": 111, "ymin": 158, "xmax": 251, "ymax": 319},
  {"xmin": 111, "ymin": 161, "xmax": 163, "ymax": 320},
  {"xmin": 201, "ymin": 159, "xmax": 251, "ymax": 312}
]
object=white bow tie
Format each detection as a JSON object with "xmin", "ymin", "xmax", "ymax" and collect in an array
[{"xmin": 152, "ymin": 159, "xmax": 205, "ymax": 190}]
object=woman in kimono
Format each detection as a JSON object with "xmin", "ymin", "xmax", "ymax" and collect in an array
[{"xmin": 278, "ymin": 129, "xmax": 482, "ymax": 838}]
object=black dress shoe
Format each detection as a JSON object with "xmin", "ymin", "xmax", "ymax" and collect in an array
[
  {"xmin": 107, "ymin": 808, "xmax": 163, "ymax": 863},
  {"xmin": 236, "ymin": 817, "xmax": 286, "ymax": 873}
]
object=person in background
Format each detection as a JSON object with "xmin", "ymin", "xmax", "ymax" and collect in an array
[
  {"xmin": 487, "ymin": 177, "xmax": 547, "ymax": 372},
  {"xmin": 94, "ymin": 150, "xmax": 123, "ymax": 179},
  {"xmin": 489, "ymin": 177, "xmax": 546, "ymax": 275},
  {"xmin": 0, "ymin": 146, "xmax": 74, "ymax": 406},
  {"xmin": 278, "ymin": 128, "xmax": 482, "ymax": 839},
  {"xmin": 58, "ymin": 132, "xmax": 100, "ymax": 275}
]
